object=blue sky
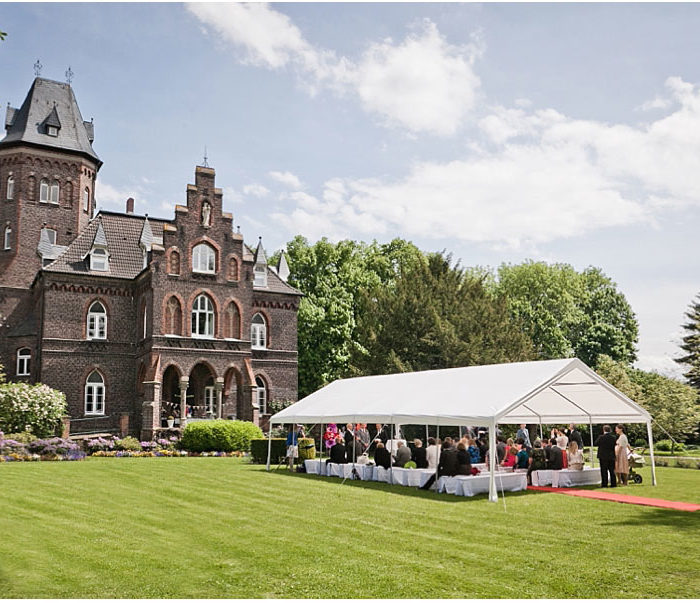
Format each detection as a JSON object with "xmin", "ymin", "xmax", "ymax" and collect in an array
[{"xmin": 2, "ymin": 2, "xmax": 699, "ymax": 377}]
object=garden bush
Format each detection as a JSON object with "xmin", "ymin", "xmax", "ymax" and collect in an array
[
  {"xmin": 656, "ymin": 440, "xmax": 686, "ymax": 453},
  {"xmin": 84, "ymin": 436, "xmax": 117, "ymax": 454},
  {"xmin": 0, "ymin": 382, "xmax": 66, "ymax": 437},
  {"xmin": 114, "ymin": 436, "xmax": 141, "ymax": 451},
  {"xmin": 180, "ymin": 420, "xmax": 263, "ymax": 453},
  {"xmin": 250, "ymin": 438, "xmax": 286, "ymax": 463},
  {"xmin": 298, "ymin": 438, "xmax": 316, "ymax": 461},
  {"xmin": 633, "ymin": 439, "xmax": 647, "ymax": 448}
]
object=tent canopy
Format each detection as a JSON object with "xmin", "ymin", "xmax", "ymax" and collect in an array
[{"xmin": 270, "ymin": 358, "xmax": 652, "ymax": 426}]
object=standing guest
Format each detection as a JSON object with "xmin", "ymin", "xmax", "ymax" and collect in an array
[
  {"xmin": 615, "ymin": 424, "xmax": 630, "ymax": 486},
  {"xmin": 412, "ymin": 438, "xmax": 428, "ymax": 468},
  {"xmin": 467, "ymin": 438, "xmax": 481, "ymax": 464},
  {"xmin": 516, "ymin": 424, "xmax": 532, "ymax": 450},
  {"xmin": 567, "ymin": 441, "xmax": 584, "ymax": 471},
  {"xmin": 496, "ymin": 436, "xmax": 507, "ymax": 463},
  {"xmin": 356, "ymin": 424, "xmax": 370, "ymax": 452},
  {"xmin": 426, "ymin": 437, "xmax": 440, "ymax": 470},
  {"xmin": 393, "ymin": 441, "xmax": 412, "ymax": 468},
  {"xmin": 373, "ymin": 441, "xmax": 392, "ymax": 469},
  {"xmin": 565, "ymin": 424, "xmax": 584, "ymax": 452},
  {"xmin": 438, "ymin": 437, "xmax": 458, "ymax": 477},
  {"xmin": 477, "ymin": 435, "xmax": 488, "ymax": 463},
  {"xmin": 329, "ymin": 436, "xmax": 347, "ymax": 465},
  {"xmin": 285, "ymin": 424, "xmax": 301, "ymax": 471},
  {"xmin": 556, "ymin": 429, "xmax": 569, "ymax": 450},
  {"xmin": 501, "ymin": 446, "xmax": 518, "ymax": 468},
  {"xmin": 527, "ymin": 439, "xmax": 547, "ymax": 485},
  {"xmin": 547, "ymin": 438, "xmax": 564, "ymax": 470},
  {"xmin": 374, "ymin": 423, "xmax": 389, "ymax": 444},
  {"xmin": 596, "ymin": 425, "xmax": 617, "ymax": 488},
  {"xmin": 456, "ymin": 442, "xmax": 472, "ymax": 475},
  {"xmin": 516, "ymin": 440, "xmax": 530, "ymax": 469}
]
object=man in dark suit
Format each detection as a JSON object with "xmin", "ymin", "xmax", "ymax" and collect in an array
[
  {"xmin": 595, "ymin": 425, "xmax": 617, "ymax": 487},
  {"xmin": 412, "ymin": 438, "xmax": 428, "ymax": 468},
  {"xmin": 547, "ymin": 437, "xmax": 564, "ymax": 470},
  {"xmin": 566, "ymin": 424, "xmax": 584, "ymax": 451},
  {"xmin": 438, "ymin": 437, "xmax": 458, "ymax": 477},
  {"xmin": 373, "ymin": 441, "xmax": 392, "ymax": 469},
  {"xmin": 329, "ymin": 437, "xmax": 347, "ymax": 465}
]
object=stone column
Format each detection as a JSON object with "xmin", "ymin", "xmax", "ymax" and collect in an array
[
  {"xmin": 240, "ymin": 384, "xmax": 257, "ymax": 423},
  {"xmin": 140, "ymin": 380, "xmax": 161, "ymax": 441},
  {"xmin": 215, "ymin": 377, "xmax": 224, "ymax": 419},
  {"xmin": 61, "ymin": 415, "xmax": 71, "ymax": 439},
  {"xmin": 179, "ymin": 376, "xmax": 189, "ymax": 428}
]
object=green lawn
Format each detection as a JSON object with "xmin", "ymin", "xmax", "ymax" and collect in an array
[{"xmin": 1, "ymin": 458, "xmax": 698, "ymax": 598}]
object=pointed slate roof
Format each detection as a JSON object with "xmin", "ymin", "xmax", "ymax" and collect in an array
[
  {"xmin": 253, "ymin": 238, "xmax": 267, "ymax": 265},
  {"xmin": 1, "ymin": 77, "xmax": 101, "ymax": 165},
  {"xmin": 139, "ymin": 217, "xmax": 153, "ymax": 250},
  {"xmin": 92, "ymin": 219, "xmax": 108, "ymax": 247},
  {"xmin": 276, "ymin": 252, "xmax": 290, "ymax": 282}
]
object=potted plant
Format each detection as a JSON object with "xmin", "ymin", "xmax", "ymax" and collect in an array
[{"xmin": 167, "ymin": 416, "xmax": 175, "ymax": 429}]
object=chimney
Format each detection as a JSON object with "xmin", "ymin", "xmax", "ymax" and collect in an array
[{"xmin": 126, "ymin": 197, "xmax": 134, "ymax": 214}]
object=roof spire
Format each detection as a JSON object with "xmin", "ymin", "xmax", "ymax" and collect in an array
[
  {"xmin": 65, "ymin": 66, "xmax": 74, "ymax": 85},
  {"xmin": 33, "ymin": 59, "xmax": 43, "ymax": 77}
]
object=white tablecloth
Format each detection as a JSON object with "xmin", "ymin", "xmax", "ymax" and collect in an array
[
  {"xmin": 438, "ymin": 472, "xmax": 527, "ymax": 496},
  {"xmin": 390, "ymin": 468, "xmax": 435, "ymax": 488},
  {"xmin": 304, "ymin": 459, "xmax": 322, "ymax": 474},
  {"xmin": 531, "ymin": 470, "xmax": 553, "ymax": 486},
  {"xmin": 552, "ymin": 468, "xmax": 600, "ymax": 488},
  {"xmin": 385, "ymin": 439, "xmax": 407, "ymax": 454}
]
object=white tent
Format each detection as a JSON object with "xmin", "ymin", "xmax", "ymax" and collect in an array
[{"xmin": 268, "ymin": 358, "xmax": 657, "ymax": 501}]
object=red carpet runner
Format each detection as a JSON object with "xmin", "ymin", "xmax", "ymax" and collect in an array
[{"xmin": 527, "ymin": 486, "xmax": 700, "ymax": 512}]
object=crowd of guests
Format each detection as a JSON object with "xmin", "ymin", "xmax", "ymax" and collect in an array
[{"xmin": 314, "ymin": 422, "xmax": 632, "ymax": 489}]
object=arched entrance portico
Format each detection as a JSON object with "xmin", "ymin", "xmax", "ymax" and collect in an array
[
  {"xmin": 188, "ymin": 362, "xmax": 218, "ymax": 419},
  {"xmin": 160, "ymin": 365, "xmax": 181, "ymax": 425}
]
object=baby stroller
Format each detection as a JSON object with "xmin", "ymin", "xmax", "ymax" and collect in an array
[{"xmin": 627, "ymin": 447, "xmax": 646, "ymax": 484}]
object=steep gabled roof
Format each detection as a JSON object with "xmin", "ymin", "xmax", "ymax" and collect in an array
[
  {"xmin": 253, "ymin": 238, "xmax": 267, "ymax": 265},
  {"xmin": 139, "ymin": 217, "xmax": 153, "ymax": 250},
  {"xmin": 1, "ymin": 77, "xmax": 101, "ymax": 165}
]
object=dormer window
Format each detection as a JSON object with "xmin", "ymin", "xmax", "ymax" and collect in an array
[
  {"xmin": 90, "ymin": 248, "xmax": 108, "ymax": 271},
  {"xmin": 254, "ymin": 264, "xmax": 267, "ymax": 287},
  {"xmin": 47, "ymin": 125, "xmax": 58, "ymax": 137}
]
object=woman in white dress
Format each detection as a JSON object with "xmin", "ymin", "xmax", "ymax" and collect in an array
[
  {"xmin": 426, "ymin": 437, "xmax": 440, "ymax": 470},
  {"xmin": 614, "ymin": 424, "xmax": 630, "ymax": 485}
]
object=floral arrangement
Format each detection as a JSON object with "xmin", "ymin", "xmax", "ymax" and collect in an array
[{"xmin": 323, "ymin": 423, "xmax": 338, "ymax": 449}]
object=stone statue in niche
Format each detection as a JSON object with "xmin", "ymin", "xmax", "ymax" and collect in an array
[{"xmin": 201, "ymin": 201, "xmax": 211, "ymax": 226}]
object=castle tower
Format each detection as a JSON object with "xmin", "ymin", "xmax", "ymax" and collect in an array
[{"xmin": 0, "ymin": 77, "xmax": 102, "ymax": 290}]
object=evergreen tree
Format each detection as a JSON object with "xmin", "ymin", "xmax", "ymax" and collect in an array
[{"xmin": 675, "ymin": 293, "xmax": 700, "ymax": 390}]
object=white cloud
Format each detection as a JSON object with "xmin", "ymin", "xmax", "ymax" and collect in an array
[
  {"xmin": 96, "ymin": 182, "xmax": 142, "ymax": 213},
  {"xmin": 186, "ymin": 4, "xmax": 481, "ymax": 136},
  {"xmin": 268, "ymin": 170, "xmax": 302, "ymax": 189},
  {"xmin": 276, "ymin": 77, "xmax": 700, "ymax": 248},
  {"xmin": 243, "ymin": 183, "xmax": 270, "ymax": 198}
]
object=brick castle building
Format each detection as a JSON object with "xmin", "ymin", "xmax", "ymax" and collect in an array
[{"xmin": 0, "ymin": 77, "xmax": 300, "ymax": 438}]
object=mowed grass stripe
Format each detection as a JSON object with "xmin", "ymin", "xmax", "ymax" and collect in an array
[{"xmin": 1, "ymin": 458, "xmax": 698, "ymax": 598}]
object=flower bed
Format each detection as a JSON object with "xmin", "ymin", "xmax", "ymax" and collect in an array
[
  {"xmin": 91, "ymin": 450, "xmax": 244, "ymax": 458},
  {"xmin": 0, "ymin": 432, "xmax": 86, "ymax": 462}
]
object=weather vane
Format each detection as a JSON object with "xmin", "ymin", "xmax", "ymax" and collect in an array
[
  {"xmin": 65, "ymin": 66, "xmax": 74, "ymax": 85},
  {"xmin": 33, "ymin": 59, "xmax": 43, "ymax": 77},
  {"xmin": 202, "ymin": 145, "xmax": 209, "ymax": 168}
]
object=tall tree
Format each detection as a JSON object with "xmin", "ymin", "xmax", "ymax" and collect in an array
[
  {"xmin": 675, "ymin": 293, "xmax": 700, "ymax": 390},
  {"xmin": 494, "ymin": 261, "xmax": 638, "ymax": 368},
  {"xmin": 351, "ymin": 253, "xmax": 535, "ymax": 375}
]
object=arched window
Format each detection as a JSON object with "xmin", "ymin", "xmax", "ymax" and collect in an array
[
  {"xmin": 87, "ymin": 301, "xmax": 107, "ymax": 340},
  {"xmin": 165, "ymin": 296, "xmax": 183, "ymax": 335},
  {"xmin": 90, "ymin": 248, "xmax": 108, "ymax": 271},
  {"xmin": 83, "ymin": 187, "xmax": 90, "ymax": 212},
  {"xmin": 251, "ymin": 313, "xmax": 267, "ymax": 349},
  {"xmin": 16, "ymin": 348, "xmax": 30, "ymax": 376},
  {"xmin": 85, "ymin": 370, "xmax": 105, "ymax": 415},
  {"xmin": 3, "ymin": 225, "xmax": 11, "ymax": 250},
  {"xmin": 192, "ymin": 243, "xmax": 216, "ymax": 273},
  {"xmin": 49, "ymin": 180, "xmax": 59, "ymax": 204},
  {"xmin": 255, "ymin": 376, "xmax": 267, "ymax": 415},
  {"xmin": 169, "ymin": 250, "xmax": 180, "ymax": 275},
  {"xmin": 223, "ymin": 302, "xmax": 241, "ymax": 339},
  {"xmin": 39, "ymin": 179, "xmax": 49, "ymax": 203},
  {"xmin": 191, "ymin": 294, "xmax": 214, "ymax": 337},
  {"xmin": 6, "ymin": 175, "xmax": 14, "ymax": 200},
  {"xmin": 228, "ymin": 257, "xmax": 239, "ymax": 281}
]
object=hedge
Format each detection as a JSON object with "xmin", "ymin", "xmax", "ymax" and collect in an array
[
  {"xmin": 180, "ymin": 420, "xmax": 263, "ymax": 453},
  {"xmin": 250, "ymin": 438, "xmax": 286, "ymax": 464}
]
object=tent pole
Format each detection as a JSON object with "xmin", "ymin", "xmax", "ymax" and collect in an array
[
  {"xmin": 589, "ymin": 418, "xmax": 595, "ymax": 468},
  {"xmin": 488, "ymin": 420, "xmax": 497, "ymax": 503},
  {"xmin": 647, "ymin": 420, "xmax": 657, "ymax": 486},
  {"xmin": 389, "ymin": 421, "xmax": 394, "ymax": 485},
  {"xmin": 320, "ymin": 423, "xmax": 324, "ymax": 475},
  {"xmin": 265, "ymin": 422, "xmax": 273, "ymax": 471},
  {"xmin": 352, "ymin": 419, "xmax": 356, "ymax": 476},
  {"xmin": 538, "ymin": 419, "xmax": 543, "ymax": 442},
  {"xmin": 426, "ymin": 424, "xmax": 429, "ymax": 444}
]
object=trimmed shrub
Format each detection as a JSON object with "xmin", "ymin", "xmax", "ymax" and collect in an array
[
  {"xmin": 114, "ymin": 436, "xmax": 141, "ymax": 451},
  {"xmin": 656, "ymin": 440, "xmax": 686, "ymax": 453},
  {"xmin": 0, "ymin": 382, "xmax": 66, "ymax": 437},
  {"xmin": 250, "ymin": 438, "xmax": 286, "ymax": 463},
  {"xmin": 180, "ymin": 420, "xmax": 263, "ymax": 453},
  {"xmin": 633, "ymin": 439, "xmax": 646, "ymax": 448},
  {"xmin": 298, "ymin": 438, "xmax": 316, "ymax": 461}
]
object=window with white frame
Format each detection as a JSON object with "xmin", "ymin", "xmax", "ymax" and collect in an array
[
  {"xmin": 192, "ymin": 243, "xmax": 216, "ymax": 273},
  {"xmin": 83, "ymin": 187, "xmax": 89, "ymax": 212},
  {"xmin": 90, "ymin": 248, "xmax": 108, "ymax": 271},
  {"xmin": 16, "ymin": 348, "xmax": 30, "ymax": 376},
  {"xmin": 84, "ymin": 370, "xmax": 105, "ymax": 415},
  {"xmin": 253, "ymin": 264, "xmax": 267, "ymax": 287},
  {"xmin": 87, "ymin": 301, "xmax": 107, "ymax": 340},
  {"xmin": 39, "ymin": 179, "xmax": 49, "ymax": 203},
  {"xmin": 191, "ymin": 294, "xmax": 214, "ymax": 337},
  {"xmin": 255, "ymin": 376, "xmax": 267, "ymax": 414},
  {"xmin": 42, "ymin": 228, "xmax": 57, "ymax": 245},
  {"xmin": 251, "ymin": 313, "xmax": 267, "ymax": 349},
  {"xmin": 49, "ymin": 181, "xmax": 59, "ymax": 204},
  {"xmin": 204, "ymin": 384, "xmax": 215, "ymax": 415},
  {"xmin": 6, "ymin": 175, "xmax": 13, "ymax": 200},
  {"xmin": 3, "ymin": 225, "xmax": 11, "ymax": 250}
]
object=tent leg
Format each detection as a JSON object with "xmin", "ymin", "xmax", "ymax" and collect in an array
[
  {"xmin": 389, "ymin": 422, "xmax": 394, "ymax": 485},
  {"xmin": 647, "ymin": 420, "xmax": 657, "ymax": 486},
  {"xmin": 265, "ymin": 424, "xmax": 273, "ymax": 471},
  {"xmin": 426, "ymin": 424, "xmax": 429, "ymax": 444},
  {"xmin": 488, "ymin": 421, "xmax": 497, "ymax": 503},
  {"xmin": 352, "ymin": 420, "xmax": 356, "ymax": 477},
  {"xmin": 589, "ymin": 419, "xmax": 595, "ymax": 468},
  {"xmin": 538, "ymin": 420, "xmax": 543, "ymax": 442},
  {"xmin": 320, "ymin": 423, "xmax": 324, "ymax": 475}
]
